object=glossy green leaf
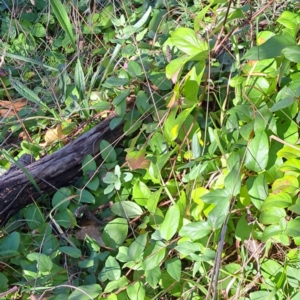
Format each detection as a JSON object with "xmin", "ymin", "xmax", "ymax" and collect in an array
[
  {"xmin": 286, "ymin": 218, "xmax": 300, "ymax": 237},
  {"xmin": 126, "ymin": 282, "xmax": 145, "ymax": 300},
  {"xmin": 145, "ymin": 266, "xmax": 161, "ymax": 289},
  {"xmin": 179, "ymin": 221, "xmax": 211, "ymax": 240},
  {"xmin": 282, "ymin": 46, "xmax": 300, "ymax": 63},
  {"xmin": 245, "ymin": 131, "xmax": 269, "ymax": 172},
  {"xmin": 76, "ymin": 189, "xmax": 95, "ymax": 204},
  {"xmin": 111, "ymin": 201, "xmax": 143, "ymax": 219},
  {"xmin": 143, "ymin": 241, "xmax": 166, "ymax": 270},
  {"xmin": 272, "ymin": 175, "xmax": 299, "ymax": 195},
  {"xmin": 262, "ymin": 225, "xmax": 282, "ymax": 242},
  {"xmin": 149, "ymin": 72, "xmax": 172, "ymax": 91},
  {"xmin": 104, "ymin": 276, "xmax": 129, "ymax": 293},
  {"xmin": 128, "ymin": 233, "xmax": 148, "ymax": 262},
  {"xmin": 165, "ymin": 258, "xmax": 181, "ymax": 282},
  {"xmin": 164, "ymin": 106, "xmax": 195, "ymax": 142},
  {"xmin": 105, "ymin": 256, "xmax": 121, "ymax": 281},
  {"xmin": 102, "ymin": 218, "xmax": 128, "ymax": 250},
  {"xmin": 54, "ymin": 209, "xmax": 76, "ymax": 228},
  {"xmin": 69, "ymin": 284, "xmax": 102, "ymax": 300},
  {"xmin": 160, "ymin": 204, "xmax": 180, "ymax": 241},
  {"xmin": 24, "ymin": 206, "xmax": 45, "ymax": 230},
  {"xmin": 279, "ymin": 158, "xmax": 300, "ymax": 173},
  {"xmin": 260, "ymin": 191, "xmax": 292, "ymax": 211},
  {"xmin": 27, "ymin": 253, "xmax": 53, "ymax": 273},
  {"xmin": 169, "ymin": 27, "xmax": 208, "ymax": 57},
  {"xmin": 207, "ymin": 199, "xmax": 230, "ymax": 230},
  {"xmin": 246, "ymin": 174, "xmax": 268, "ymax": 209},
  {"xmin": 52, "ymin": 187, "xmax": 71, "ymax": 211},
  {"xmin": 224, "ymin": 162, "xmax": 241, "ymax": 196},
  {"xmin": 243, "ymin": 34, "xmax": 295, "ymax": 60},
  {"xmin": 100, "ymin": 140, "xmax": 117, "ymax": 163},
  {"xmin": 259, "ymin": 207, "xmax": 286, "ymax": 225},
  {"xmin": 175, "ymin": 241, "xmax": 202, "ymax": 256},
  {"xmin": 127, "ymin": 61, "xmax": 143, "ymax": 77},
  {"xmin": 147, "ymin": 188, "xmax": 162, "ymax": 214},
  {"xmin": 59, "ymin": 246, "xmax": 81, "ymax": 258},
  {"xmin": 0, "ymin": 232, "xmax": 20, "ymax": 255},
  {"xmin": 132, "ymin": 180, "xmax": 150, "ymax": 206}
]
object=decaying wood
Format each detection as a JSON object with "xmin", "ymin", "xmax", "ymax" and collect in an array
[{"xmin": 0, "ymin": 114, "xmax": 124, "ymax": 226}]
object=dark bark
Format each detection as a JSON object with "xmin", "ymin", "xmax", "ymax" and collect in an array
[{"xmin": 0, "ymin": 115, "xmax": 124, "ymax": 226}]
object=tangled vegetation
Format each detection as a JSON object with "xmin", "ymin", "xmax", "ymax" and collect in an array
[{"xmin": 1, "ymin": 0, "xmax": 300, "ymax": 299}]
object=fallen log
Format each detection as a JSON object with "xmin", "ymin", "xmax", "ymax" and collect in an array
[{"xmin": 0, "ymin": 114, "xmax": 124, "ymax": 226}]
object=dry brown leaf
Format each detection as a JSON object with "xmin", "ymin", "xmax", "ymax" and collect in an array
[
  {"xmin": 75, "ymin": 224, "xmax": 106, "ymax": 247},
  {"xmin": 40, "ymin": 124, "xmax": 66, "ymax": 147},
  {"xmin": 0, "ymin": 98, "xmax": 27, "ymax": 117}
]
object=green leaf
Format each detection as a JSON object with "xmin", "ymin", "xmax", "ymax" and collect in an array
[
  {"xmin": 126, "ymin": 282, "xmax": 145, "ymax": 300},
  {"xmin": 100, "ymin": 140, "xmax": 117, "ymax": 163},
  {"xmin": 160, "ymin": 204, "xmax": 180, "ymax": 241},
  {"xmin": 102, "ymin": 218, "xmax": 128, "ymax": 250},
  {"xmin": 169, "ymin": 27, "xmax": 208, "ymax": 57},
  {"xmin": 52, "ymin": 187, "xmax": 71, "ymax": 211},
  {"xmin": 286, "ymin": 218, "xmax": 300, "ymax": 237},
  {"xmin": 127, "ymin": 61, "xmax": 143, "ymax": 77},
  {"xmin": 59, "ymin": 246, "xmax": 81, "ymax": 258},
  {"xmin": 111, "ymin": 201, "xmax": 143, "ymax": 219},
  {"xmin": 272, "ymin": 175, "xmax": 299, "ymax": 195},
  {"xmin": 106, "ymin": 77, "xmax": 129, "ymax": 87},
  {"xmin": 165, "ymin": 258, "xmax": 181, "ymax": 281},
  {"xmin": 145, "ymin": 267, "xmax": 161, "ymax": 289},
  {"xmin": 245, "ymin": 131, "xmax": 269, "ymax": 172},
  {"xmin": 104, "ymin": 276, "xmax": 129, "ymax": 293},
  {"xmin": 147, "ymin": 188, "xmax": 162, "ymax": 214},
  {"xmin": 207, "ymin": 199, "xmax": 230, "ymax": 230},
  {"xmin": 282, "ymin": 46, "xmax": 300, "ymax": 63},
  {"xmin": 262, "ymin": 225, "xmax": 282, "ymax": 242},
  {"xmin": 0, "ymin": 232, "xmax": 20, "ymax": 255},
  {"xmin": 132, "ymin": 180, "xmax": 150, "ymax": 206},
  {"xmin": 175, "ymin": 241, "xmax": 201, "ymax": 256},
  {"xmin": 261, "ymin": 192, "xmax": 292, "ymax": 211},
  {"xmin": 246, "ymin": 174, "xmax": 268, "ymax": 209},
  {"xmin": 128, "ymin": 233, "xmax": 148, "ymax": 262},
  {"xmin": 224, "ymin": 162, "xmax": 241, "ymax": 196},
  {"xmin": 164, "ymin": 106, "xmax": 195, "ymax": 142},
  {"xmin": 259, "ymin": 207, "xmax": 286, "ymax": 225},
  {"xmin": 179, "ymin": 221, "xmax": 211, "ymax": 240},
  {"xmin": 32, "ymin": 23, "xmax": 46, "ymax": 37},
  {"xmin": 9, "ymin": 77, "xmax": 55, "ymax": 115},
  {"xmin": 76, "ymin": 189, "xmax": 95, "ymax": 204},
  {"xmin": 75, "ymin": 59, "xmax": 85, "ymax": 102},
  {"xmin": 243, "ymin": 34, "xmax": 295, "ymax": 60},
  {"xmin": 105, "ymin": 256, "xmax": 121, "ymax": 281},
  {"xmin": 50, "ymin": 0, "xmax": 76, "ymax": 49},
  {"xmin": 54, "ymin": 209, "xmax": 76, "ymax": 228},
  {"xmin": 0, "ymin": 272, "xmax": 8, "ymax": 292},
  {"xmin": 143, "ymin": 241, "xmax": 166, "ymax": 270},
  {"xmin": 69, "ymin": 284, "xmax": 102, "ymax": 300},
  {"xmin": 24, "ymin": 206, "xmax": 45, "ymax": 230},
  {"xmin": 27, "ymin": 253, "xmax": 53, "ymax": 273},
  {"xmin": 149, "ymin": 72, "xmax": 172, "ymax": 91}
]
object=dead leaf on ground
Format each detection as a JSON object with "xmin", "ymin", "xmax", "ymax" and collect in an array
[
  {"xmin": 0, "ymin": 98, "xmax": 28, "ymax": 117},
  {"xmin": 39, "ymin": 123, "xmax": 66, "ymax": 147},
  {"xmin": 75, "ymin": 224, "xmax": 106, "ymax": 247}
]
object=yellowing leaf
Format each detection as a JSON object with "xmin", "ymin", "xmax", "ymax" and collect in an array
[
  {"xmin": 191, "ymin": 187, "xmax": 208, "ymax": 205},
  {"xmin": 41, "ymin": 124, "xmax": 65, "ymax": 146}
]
